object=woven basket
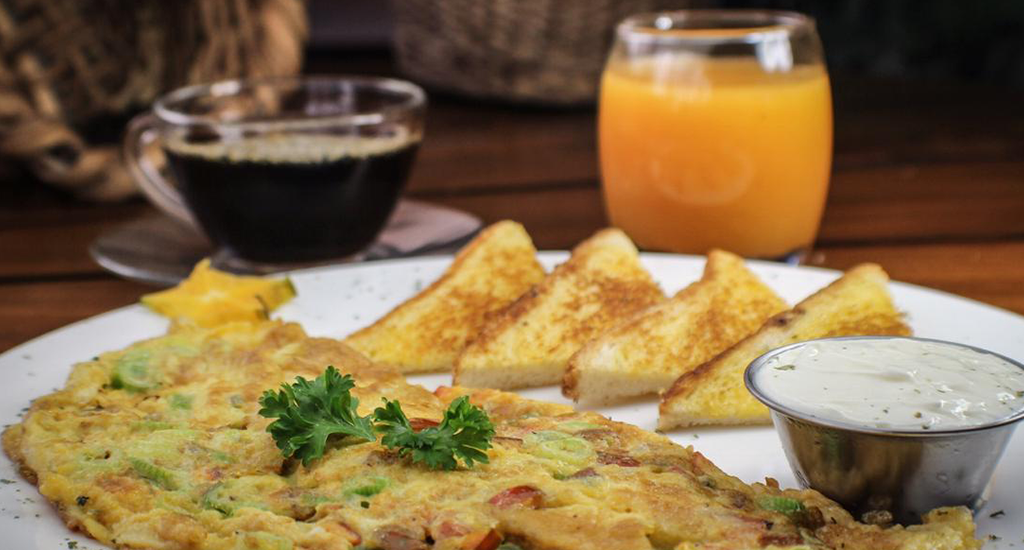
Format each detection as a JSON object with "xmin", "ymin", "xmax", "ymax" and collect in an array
[
  {"xmin": 0, "ymin": 0, "xmax": 307, "ymax": 201},
  {"xmin": 392, "ymin": 0, "xmax": 706, "ymax": 105}
]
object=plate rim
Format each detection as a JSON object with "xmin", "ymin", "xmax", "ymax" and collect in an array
[
  {"xmin": 2, "ymin": 251, "xmax": 1023, "ymax": 548},
  {"xmin": 4, "ymin": 251, "xmax": 1023, "ymax": 360}
]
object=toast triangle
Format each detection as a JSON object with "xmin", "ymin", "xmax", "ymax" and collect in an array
[
  {"xmin": 658, "ymin": 263, "xmax": 912, "ymax": 430},
  {"xmin": 344, "ymin": 220, "xmax": 545, "ymax": 373},
  {"xmin": 453, "ymin": 228, "xmax": 664, "ymax": 390},
  {"xmin": 563, "ymin": 250, "xmax": 788, "ymax": 406}
]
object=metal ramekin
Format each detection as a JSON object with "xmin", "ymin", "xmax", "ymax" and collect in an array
[{"xmin": 745, "ymin": 336, "xmax": 1024, "ymax": 525}]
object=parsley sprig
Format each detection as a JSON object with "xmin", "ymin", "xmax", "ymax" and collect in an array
[
  {"xmin": 258, "ymin": 366, "xmax": 377, "ymax": 466},
  {"xmin": 258, "ymin": 366, "xmax": 494, "ymax": 470},
  {"xmin": 374, "ymin": 395, "xmax": 495, "ymax": 470}
]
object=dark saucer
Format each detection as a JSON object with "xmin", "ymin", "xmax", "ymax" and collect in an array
[{"xmin": 90, "ymin": 200, "xmax": 483, "ymax": 286}]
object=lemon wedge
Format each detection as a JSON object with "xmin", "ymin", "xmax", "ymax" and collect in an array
[{"xmin": 141, "ymin": 259, "xmax": 296, "ymax": 327}]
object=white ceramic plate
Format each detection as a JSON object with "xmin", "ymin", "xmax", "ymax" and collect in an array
[{"xmin": 1, "ymin": 253, "xmax": 1021, "ymax": 549}]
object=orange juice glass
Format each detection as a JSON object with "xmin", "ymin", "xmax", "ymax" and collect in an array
[{"xmin": 600, "ymin": 11, "xmax": 832, "ymax": 259}]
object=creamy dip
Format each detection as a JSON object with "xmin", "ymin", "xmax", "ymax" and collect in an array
[{"xmin": 753, "ymin": 338, "xmax": 1024, "ymax": 430}]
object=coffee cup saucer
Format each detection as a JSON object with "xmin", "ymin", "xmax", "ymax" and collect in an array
[{"xmin": 89, "ymin": 200, "xmax": 483, "ymax": 286}]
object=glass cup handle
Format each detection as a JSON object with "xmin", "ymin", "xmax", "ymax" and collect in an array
[{"xmin": 123, "ymin": 112, "xmax": 198, "ymax": 227}]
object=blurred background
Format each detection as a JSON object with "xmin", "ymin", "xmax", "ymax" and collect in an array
[
  {"xmin": 311, "ymin": 0, "xmax": 1024, "ymax": 86},
  {"xmin": 3, "ymin": 0, "xmax": 1022, "ymax": 205},
  {"xmin": 1, "ymin": 0, "xmax": 1022, "ymax": 349}
]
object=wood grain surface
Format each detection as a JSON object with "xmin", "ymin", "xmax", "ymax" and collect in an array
[{"xmin": 1, "ymin": 54, "xmax": 1021, "ymax": 353}]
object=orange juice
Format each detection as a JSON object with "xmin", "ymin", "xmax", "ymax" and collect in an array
[{"xmin": 599, "ymin": 57, "xmax": 832, "ymax": 257}]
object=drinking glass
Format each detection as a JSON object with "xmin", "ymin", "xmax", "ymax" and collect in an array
[
  {"xmin": 125, "ymin": 76, "xmax": 426, "ymax": 267},
  {"xmin": 599, "ymin": 10, "xmax": 832, "ymax": 260}
]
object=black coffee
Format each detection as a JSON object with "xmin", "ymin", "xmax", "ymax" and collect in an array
[{"xmin": 164, "ymin": 133, "xmax": 418, "ymax": 263}]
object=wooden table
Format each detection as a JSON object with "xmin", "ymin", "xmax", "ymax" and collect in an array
[{"xmin": 2, "ymin": 54, "xmax": 1022, "ymax": 353}]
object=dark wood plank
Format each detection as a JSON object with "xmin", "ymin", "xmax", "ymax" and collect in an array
[
  {"xmin": 406, "ymin": 76, "xmax": 1024, "ymax": 194},
  {"xmin": 830, "ymin": 77, "xmax": 1024, "ymax": 169},
  {"xmin": 0, "ymin": 191, "xmax": 147, "ymax": 231},
  {"xmin": 0, "ymin": 278, "xmax": 150, "ymax": 353},
  {"xmin": 1, "ymin": 50, "xmax": 1022, "ymax": 334},
  {"xmin": 420, "ymin": 160, "xmax": 1024, "ymax": 247},
  {"xmin": 0, "ymin": 187, "xmax": 607, "ymax": 279},
  {"xmin": 811, "ymin": 241, "xmax": 1024, "ymax": 315},
  {"xmin": 305, "ymin": 49, "xmax": 1024, "ymax": 176},
  {"xmin": 819, "ymin": 161, "xmax": 1024, "ymax": 244},
  {"xmin": 408, "ymin": 104, "xmax": 597, "ymax": 193},
  {"xmin": 4, "ymin": 161, "xmax": 1024, "ymax": 280},
  {"xmin": 0, "ymin": 73, "xmax": 1020, "ymax": 282},
  {"xmin": 0, "ymin": 187, "xmax": 605, "ymax": 280},
  {"xmin": 0, "ymin": 211, "xmax": 145, "ymax": 279},
  {"xmin": 431, "ymin": 186, "xmax": 607, "ymax": 249}
]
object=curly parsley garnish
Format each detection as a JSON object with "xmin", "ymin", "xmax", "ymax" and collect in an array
[
  {"xmin": 374, "ymin": 395, "xmax": 495, "ymax": 470},
  {"xmin": 258, "ymin": 367, "xmax": 494, "ymax": 470},
  {"xmin": 258, "ymin": 366, "xmax": 376, "ymax": 466}
]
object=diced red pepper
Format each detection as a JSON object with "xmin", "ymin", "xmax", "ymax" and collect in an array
[
  {"xmin": 437, "ymin": 521, "xmax": 471, "ymax": 538},
  {"xmin": 488, "ymin": 485, "xmax": 544, "ymax": 509},
  {"xmin": 331, "ymin": 521, "xmax": 362, "ymax": 546},
  {"xmin": 597, "ymin": 451, "xmax": 641, "ymax": 467},
  {"xmin": 408, "ymin": 417, "xmax": 440, "ymax": 432},
  {"xmin": 471, "ymin": 529, "xmax": 502, "ymax": 550},
  {"xmin": 567, "ymin": 467, "xmax": 599, "ymax": 479},
  {"xmin": 758, "ymin": 533, "xmax": 804, "ymax": 546},
  {"xmin": 378, "ymin": 527, "xmax": 428, "ymax": 550}
]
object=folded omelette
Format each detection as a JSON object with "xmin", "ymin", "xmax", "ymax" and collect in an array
[{"xmin": 3, "ymin": 321, "xmax": 979, "ymax": 550}]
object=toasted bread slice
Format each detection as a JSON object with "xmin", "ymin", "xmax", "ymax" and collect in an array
[
  {"xmin": 563, "ymin": 250, "xmax": 788, "ymax": 406},
  {"xmin": 658, "ymin": 263, "xmax": 912, "ymax": 430},
  {"xmin": 453, "ymin": 228, "xmax": 664, "ymax": 390},
  {"xmin": 344, "ymin": 220, "xmax": 545, "ymax": 373}
]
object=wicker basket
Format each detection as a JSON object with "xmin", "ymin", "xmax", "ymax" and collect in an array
[
  {"xmin": 392, "ymin": 0, "xmax": 705, "ymax": 105},
  {"xmin": 0, "ymin": 0, "xmax": 307, "ymax": 201}
]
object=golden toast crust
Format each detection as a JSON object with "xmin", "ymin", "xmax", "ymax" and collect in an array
[
  {"xmin": 659, "ymin": 263, "xmax": 912, "ymax": 430},
  {"xmin": 344, "ymin": 221, "xmax": 545, "ymax": 373},
  {"xmin": 453, "ymin": 228, "xmax": 664, "ymax": 389},
  {"xmin": 562, "ymin": 250, "xmax": 787, "ymax": 404}
]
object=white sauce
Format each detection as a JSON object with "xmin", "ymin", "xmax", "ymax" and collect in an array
[{"xmin": 753, "ymin": 338, "xmax": 1024, "ymax": 430}]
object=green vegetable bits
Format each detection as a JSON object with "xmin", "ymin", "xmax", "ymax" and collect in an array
[
  {"xmin": 758, "ymin": 496, "xmax": 806, "ymax": 516},
  {"xmin": 109, "ymin": 337, "xmax": 200, "ymax": 393},
  {"xmin": 111, "ymin": 350, "xmax": 159, "ymax": 392},
  {"xmin": 344, "ymin": 476, "xmax": 391, "ymax": 498},
  {"xmin": 168, "ymin": 393, "xmax": 194, "ymax": 410},
  {"xmin": 201, "ymin": 476, "xmax": 293, "ymax": 516},
  {"xmin": 129, "ymin": 458, "xmax": 178, "ymax": 491},
  {"xmin": 524, "ymin": 431, "xmax": 594, "ymax": 477}
]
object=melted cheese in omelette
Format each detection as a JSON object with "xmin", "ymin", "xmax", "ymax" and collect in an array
[{"xmin": 3, "ymin": 322, "xmax": 979, "ymax": 550}]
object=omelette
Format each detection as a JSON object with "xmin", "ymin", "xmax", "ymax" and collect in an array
[{"xmin": 3, "ymin": 321, "xmax": 979, "ymax": 550}]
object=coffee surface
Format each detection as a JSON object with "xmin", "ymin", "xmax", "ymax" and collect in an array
[
  {"xmin": 165, "ymin": 132, "xmax": 418, "ymax": 263},
  {"xmin": 166, "ymin": 131, "xmax": 413, "ymax": 164}
]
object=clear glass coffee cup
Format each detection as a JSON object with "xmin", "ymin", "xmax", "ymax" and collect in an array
[{"xmin": 124, "ymin": 76, "xmax": 426, "ymax": 268}]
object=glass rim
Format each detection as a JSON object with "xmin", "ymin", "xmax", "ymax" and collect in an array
[
  {"xmin": 153, "ymin": 75, "xmax": 427, "ymax": 129},
  {"xmin": 617, "ymin": 9, "xmax": 816, "ymax": 45}
]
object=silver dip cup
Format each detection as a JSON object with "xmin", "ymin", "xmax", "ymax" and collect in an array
[{"xmin": 745, "ymin": 336, "xmax": 1024, "ymax": 525}]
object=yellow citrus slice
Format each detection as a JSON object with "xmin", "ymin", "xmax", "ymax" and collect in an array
[{"xmin": 141, "ymin": 259, "xmax": 296, "ymax": 327}]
